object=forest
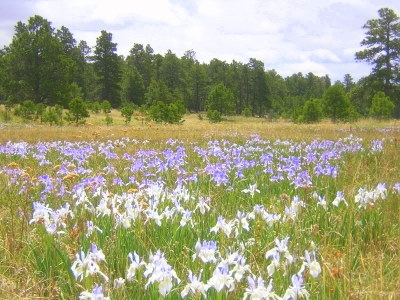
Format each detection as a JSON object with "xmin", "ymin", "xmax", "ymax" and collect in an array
[{"xmin": 0, "ymin": 7, "xmax": 399, "ymax": 124}]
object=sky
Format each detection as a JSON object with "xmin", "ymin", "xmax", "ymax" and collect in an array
[{"xmin": 1, "ymin": 0, "xmax": 399, "ymax": 82}]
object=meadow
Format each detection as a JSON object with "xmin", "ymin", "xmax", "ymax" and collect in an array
[{"xmin": 0, "ymin": 114, "xmax": 399, "ymax": 299}]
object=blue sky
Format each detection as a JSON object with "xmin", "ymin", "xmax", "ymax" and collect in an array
[{"xmin": 1, "ymin": 0, "xmax": 399, "ymax": 81}]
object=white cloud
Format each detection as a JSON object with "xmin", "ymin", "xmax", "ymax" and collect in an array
[
  {"xmin": 310, "ymin": 49, "xmax": 341, "ymax": 63},
  {"xmin": 0, "ymin": 0, "xmax": 399, "ymax": 81}
]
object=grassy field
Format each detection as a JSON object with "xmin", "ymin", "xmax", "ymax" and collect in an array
[{"xmin": 0, "ymin": 113, "xmax": 399, "ymax": 299}]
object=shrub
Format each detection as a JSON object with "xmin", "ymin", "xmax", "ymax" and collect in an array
[
  {"xmin": 207, "ymin": 109, "xmax": 222, "ymax": 123},
  {"xmin": 15, "ymin": 100, "xmax": 36, "ymax": 119},
  {"xmin": 301, "ymin": 98, "xmax": 324, "ymax": 123},
  {"xmin": 101, "ymin": 100, "xmax": 112, "ymax": 114},
  {"xmin": 65, "ymin": 97, "xmax": 90, "ymax": 125},
  {"xmin": 242, "ymin": 107, "xmax": 252, "ymax": 117},
  {"xmin": 42, "ymin": 107, "xmax": 61, "ymax": 126},
  {"xmin": 1, "ymin": 100, "xmax": 13, "ymax": 122},
  {"xmin": 121, "ymin": 106, "xmax": 134, "ymax": 125},
  {"xmin": 54, "ymin": 104, "xmax": 63, "ymax": 122},
  {"xmin": 35, "ymin": 103, "xmax": 46, "ymax": 121},
  {"xmin": 104, "ymin": 115, "xmax": 113, "ymax": 126},
  {"xmin": 206, "ymin": 83, "xmax": 235, "ymax": 115},
  {"xmin": 88, "ymin": 102, "xmax": 101, "ymax": 114},
  {"xmin": 148, "ymin": 101, "xmax": 185, "ymax": 124},
  {"xmin": 369, "ymin": 91, "xmax": 395, "ymax": 120},
  {"xmin": 324, "ymin": 84, "xmax": 355, "ymax": 122}
]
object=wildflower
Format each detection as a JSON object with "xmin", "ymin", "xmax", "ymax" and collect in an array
[
  {"xmin": 116, "ymin": 213, "xmax": 132, "ymax": 229},
  {"xmin": 265, "ymin": 237, "xmax": 294, "ymax": 276},
  {"xmin": 210, "ymin": 216, "xmax": 234, "ymax": 237},
  {"xmin": 192, "ymin": 239, "xmax": 218, "ymax": 263},
  {"xmin": 299, "ymin": 250, "xmax": 321, "ymax": 278},
  {"xmin": 393, "ymin": 182, "xmax": 400, "ymax": 194},
  {"xmin": 229, "ymin": 253, "xmax": 251, "ymax": 281},
  {"xmin": 181, "ymin": 270, "xmax": 209, "ymax": 298},
  {"xmin": 284, "ymin": 196, "xmax": 305, "ymax": 221},
  {"xmin": 244, "ymin": 275, "xmax": 280, "ymax": 300},
  {"xmin": 162, "ymin": 206, "xmax": 176, "ymax": 220},
  {"xmin": 242, "ymin": 183, "xmax": 260, "ymax": 198},
  {"xmin": 195, "ymin": 196, "xmax": 211, "ymax": 214},
  {"xmin": 126, "ymin": 251, "xmax": 145, "ymax": 281},
  {"xmin": 79, "ymin": 284, "xmax": 110, "ymax": 300},
  {"xmin": 370, "ymin": 139, "xmax": 383, "ymax": 153},
  {"xmin": 207, "ymin": 263, "xmax": 235, "ymax": 292},
  {"xmin": 329, "ymin": 267, "xmax": 341, "ymax": 278},
  {"xmin": 235, "ymin": 211, "xmax": 250, "ymax": 232},
  {"xmin": 354, "ymin": 187, "xmax": 369, "ymax": 209},
  {"xmin": 374, "ymin": 183, "xmax": 387, "ymax": 199},
  {"xmin": 30, "ymin": 202, "xmax": 72, "ymax": 235},
  {"xmin": 145, "ymin": 209, "xmax": 164, "ymax": 226},
  {"xmin": 113, "ymin": 277, "xmax": 125, "ymax": 288},
  {"xmin": 332, "ymin": 191, "xmax": 348, "ymax": 207},
  {"xmin": 71, "ymin": 244, "xmax": 108, "ymax": 282},
  {"xmin": 86, "ymin": 220, "xmax": 103, "ymax": 238},
  {"xmin": 30, "ymin": 202, "xmax": 52, "ymax": 226},
  {"xmin": 180, "ymin": 209, "xmax": 194, "ymax": 227},
  {"xmin": 314, "ymin": 194, "xmax": 328, "ymax": 211},
  {"xmin": 283, "ymin": 274, "xmax": 310, "ymax": 300},
  {"xmin": 144, "ymin": 250, "xmax": 181, "ymax": 297}
]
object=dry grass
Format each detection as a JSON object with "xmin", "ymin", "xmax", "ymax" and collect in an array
[{"xmin": 1, "ymin": 111, "xmax": 399, "ymax": 144}]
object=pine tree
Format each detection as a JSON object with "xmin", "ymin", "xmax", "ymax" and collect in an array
[{"xmin": 93, "ymin": 30, "xmax": 122, "ymax": 108}]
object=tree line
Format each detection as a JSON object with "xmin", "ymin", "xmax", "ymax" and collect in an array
[{"xmin": 0, "ymin": 8, "xmax": 399, "ymax": 124}]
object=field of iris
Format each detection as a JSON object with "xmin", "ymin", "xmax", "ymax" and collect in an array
[{"xmin": 0, "ymin": 121, "xmax": 399, "ymax": 299}]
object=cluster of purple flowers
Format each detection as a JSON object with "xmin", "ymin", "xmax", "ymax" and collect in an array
[{"xmin": 0, "ymin": 134, "xmax": 398, "ymax": 299}]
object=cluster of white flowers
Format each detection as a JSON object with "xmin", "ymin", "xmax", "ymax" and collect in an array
[
  {"xmin": 71, "ymin": 244, "xmax": 109, "ymax": 282},
  {"xmin": 355, "ymin": 183, "xmax": 387, "ymax": 209}
]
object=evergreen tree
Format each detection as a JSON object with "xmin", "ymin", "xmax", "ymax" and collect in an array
[
  {"xmin": 126, "ymin": 43, "xmax": 154, "ymax": 89},
  {"xmin": 65, "ymin": 96, "xmax": 89, "ymax": 124},
  {"xmin": 265, "ymin": 70, "xmax": 288, "ymax": 117},
  {"xmin": 343, "ymin": 74, "xmax": 355, "ymax": 92},
  {"xmin": 121, "ymin": 63, "xmax": 145, "ymax": 106},
  {"xmin": 206, "ymin": 83, "xmax": 235, "ymax": 115},
  {"xmin": 93, "ymin": 30, "xmax": 122, "ymax": 107},
  {"xmin": 4, "ymin": 15, "xmax": 74, "ymax": 105},
  {"xmin": 145, "ymin": 79, "xmax": 174, "ymax": 106},
  {"xmin": 160, "ymin": 50, "xmax": 182, "ymax": 90},
  {"xmin": 120, "ymin": 106, "xmax": 134, "ymax": 125},
  {"xmin": 301, "ymin": 98, "xmax": 324, "ymax": 123},
  {"xmin": 356, "ymin": 8, "xmax": 400, "ymax": 93},
  {"xmin": 248, "ymin": 58, "xmax": 269, "ymax": 117},
  {"xmin": 323, "ymin": 84, "xmax": 355, "ymax": 122},
  {"xmin": 369, "ymin": 91, "xmax": 395, "ymax": 119}
]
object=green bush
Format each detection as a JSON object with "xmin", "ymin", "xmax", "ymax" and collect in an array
[
  {"xmin": 301, "ymin": 98, "xmax": 324, "ymax": 123},
  {"xmin": 101, "ymin": 100, "xmax": 112, "ymax": 114},
  {"xmin": 324, "ymin": 84, "xmax": 356, "ymax": 122},
  {"xmin": 14, "ymin": 100, "xmax": 36, "ymax": 119},
  {"xmin": 35, "ymin": 103, "xmax": 46, "ymax": 121},
  {"xmin": 369, "ymin": 91, "xmax": 395, "ymax": 120},
  {"xmin": 148, "ymin": 101, "xmax": 185, "ymax": 124},
  {"xmin": 242, "ymin": 107, "xmax": 252, "ymax": 117},
  {"xmin": 42, "ymin": 107, "xmax": 62, "ymax": 126},
  {"xmin": 104, "ymin": 114, "xmax": 113, "ymax": 126},
  {"xmin": 88, "ymin": 102, "xmax": 101, "ymax": 114},
  {"xmin": 65, "ymin": 97, "xmax": 90, "ymax": 125},
  {"xmin": 207, "ymin": 109, "xmax": 222, "ymax": 123},
  {"xmin": 121, "ymin": 106, "xmax": 134, "ymax": 125},
  {"xmin": 206, "ymin": 83, "xmax": 235, "ymax": 115}
]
